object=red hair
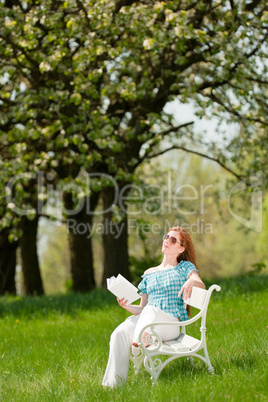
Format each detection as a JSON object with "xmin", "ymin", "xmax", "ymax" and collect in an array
[
  {"xmin": 167, "ymin": 227, "xmax": 197, "ymax": 267},
  {"xmin": 167, "ymin": 227, "xmax": 197, "ymax": 317}
]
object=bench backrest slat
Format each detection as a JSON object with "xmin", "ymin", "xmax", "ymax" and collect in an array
[{"xmin": 185, "ymin": 287, "xmax": 207, "ymax": 310}]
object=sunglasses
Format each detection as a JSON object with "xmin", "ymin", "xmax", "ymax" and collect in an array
[{"xmin": 162, "ymin": 234, "xmax": 182, "ymax": 246}]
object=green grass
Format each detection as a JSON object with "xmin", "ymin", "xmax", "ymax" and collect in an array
[{"xmin": 0, "ymin": 274, "xmax": 267, "ymax": 401}]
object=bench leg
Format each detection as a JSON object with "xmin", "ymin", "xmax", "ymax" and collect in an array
[
  {"xmin": 208, "ymin": 366, "xmax": 215, "ymax": 374},
  {"xmin": 188, "ymin": 357, "xmax": 195, "ymax": 368}
]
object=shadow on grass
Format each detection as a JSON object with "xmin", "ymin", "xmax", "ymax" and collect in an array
[
  {"xmin": 230, "ymin": 354, "xmax": 256, "ymax": 371},
  {"xmin": 134, "ymin": 352, "xmax": 258, "ymax": 385},
  {"xmin": 0, "ymin": 287, "xmax": 116, "ymax": 319},
  {"xmin": 0, "ymin": 273, "xmax": 267, "ymax": 319},
  {"xmin": 135, "ymin": 356, "xmax": 209, "ymax": 384}
]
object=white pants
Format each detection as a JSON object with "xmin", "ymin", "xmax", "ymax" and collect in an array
[{"xmin": 102, "ymin": 305, "xmax": 180, "ymax": 388}]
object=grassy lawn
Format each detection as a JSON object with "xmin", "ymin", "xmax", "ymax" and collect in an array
[{"xmin": 0, "ymin": 274, "xmax": 267, "ymax": 401}]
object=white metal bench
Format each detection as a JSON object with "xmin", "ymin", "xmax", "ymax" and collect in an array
[{"xmin": 130, "ymin": 284, "xmax": 221, "ymax": 384}]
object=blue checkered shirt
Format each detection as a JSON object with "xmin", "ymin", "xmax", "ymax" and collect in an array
[{"xmin": 138, "ymin": 261, "xmax": 198, "ymax": 321}]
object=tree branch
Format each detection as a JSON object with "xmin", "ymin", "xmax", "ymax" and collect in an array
[
  {"xmin": 114, "ymin": 0, "xmax": 137, "ymax": 14},
  {"xmin": 206, "ymin": 92, "xmax": 268, "ymax": 126},
  {"xmin": 244, "ymin": 0, "xmax": 263, "ymax": 11},
  {"xmin": 154, "ymin": 121, "xmax": 195, "ymax": 137},
  {"xmin": 0, "ymin": 34, "xmax": 38, "ymax": 68},
  {"xmin": 75, "ymin": 0, "xmax": 92, "ymax": 30},
  {"xmin": 39, "ymin": 213, "xmax": 67, "ymax": 224},
  {"xmin": 147, "ymin": 145, "xmax": 244, "ymax": 181},
  {"xmin": 137, "ymin": 121, "xmax": 195, "ymax": 166}
]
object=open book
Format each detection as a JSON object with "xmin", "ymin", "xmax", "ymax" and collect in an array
[{"xmin": 106, "ymin": 274, "xmax": 141, "ymax": 305}]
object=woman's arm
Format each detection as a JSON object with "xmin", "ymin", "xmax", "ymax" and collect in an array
[
  {"xmin": 117, "ymin": 293, "xmax": 148, "ymax": 315},
  {"xmin": 178, "ymin": 271, "xmax": 205, "ymax": 300}
]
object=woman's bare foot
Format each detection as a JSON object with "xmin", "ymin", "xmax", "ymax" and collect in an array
[{"xmin": 132, "ymin": 332, "xmax": 151, "ymax": 348}]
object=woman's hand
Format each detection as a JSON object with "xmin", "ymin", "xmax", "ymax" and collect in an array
[
  {"xmin": 117, "ymin": 297, "xmax": 129, "ymax": 309},
  {"xmin": 116, "ymin": 294, "xmax": 148, "ymax": 315},
  {"xmin": 178, "ymin": 279, "xmax": 195, "ymax": 300},
  {"xmin": 178, "ymin": 272, "xmax": 205, "ymax": 300}
]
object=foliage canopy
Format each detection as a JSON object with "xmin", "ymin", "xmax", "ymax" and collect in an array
[{"xmin": 0, "ymin": 0, "xmax": 267, "ymax": 236}]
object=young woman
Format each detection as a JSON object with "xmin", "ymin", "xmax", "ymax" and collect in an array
[{"xmin": 102, "ymin": 226, "xmax": 205, "ymax": 388}]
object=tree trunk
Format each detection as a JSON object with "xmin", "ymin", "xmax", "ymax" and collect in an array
[
  {"xmin": 64, "ymin": 191, "xmax": 100, "ymax": 292},
  {"xmin": 0, "ymin": 230, "xmax": 17, "ymax": 295},
  {"xmin": 102, "ymin": 184, "xmax": 131, "ymax": 286},
  {"xmin": 20, "ymin": 216, "xmax": 44, "ymax": 295}
]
